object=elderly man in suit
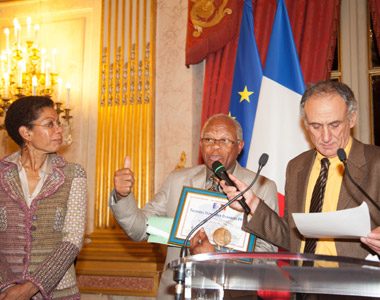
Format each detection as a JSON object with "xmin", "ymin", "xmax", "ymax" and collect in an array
[
  {"xmin": 109, "ymin": 114, "xmax": 279, "ymax": 300},
  {"xmin": 223, "ymin": 80, "xmax": 380, "ymax": 298}
]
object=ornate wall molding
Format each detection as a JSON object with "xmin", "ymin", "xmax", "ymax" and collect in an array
[{"xmin": 76, "ymin": 0, "xmax": 160, "ymax": 297}]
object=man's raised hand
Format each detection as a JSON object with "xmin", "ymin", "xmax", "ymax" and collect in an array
[{"xmin": 114, "ymin": 156, "xmax": 135, "ymax": 200}]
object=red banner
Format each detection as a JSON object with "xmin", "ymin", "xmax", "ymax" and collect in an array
[{"xmin": 186, "ymin": 0, "xmax": 243, "ymax": 66}]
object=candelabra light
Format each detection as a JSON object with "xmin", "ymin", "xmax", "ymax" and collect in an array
[{"xmin": 0, "ymin": 17, "xmax": 73, "ymax": 146}]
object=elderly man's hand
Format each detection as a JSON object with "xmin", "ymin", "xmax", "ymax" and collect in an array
[
  {"xmin": 114, "ymin": 156, "xmax": 135, "ymax": 200},
  {"xmin": 189, "ymin": 228, "xmax": 215, "ymax": 255},
  {"xmin": 361, "ymin": 226, "xmax": 380, "ymax": 256}
]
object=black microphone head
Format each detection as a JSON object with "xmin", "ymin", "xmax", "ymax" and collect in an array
[
  {"xmin": 212, "ymin": 161, "xmax": 225, "ymax": 176},
  {"xmin": 337, "ymin": 148, "xmax": 347, "ymax": 162},
  {"xmin": 259, "ymin": 153, "xmax": 269, "ymax": 167}
]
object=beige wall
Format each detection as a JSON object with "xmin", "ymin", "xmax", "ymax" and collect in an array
[{"xmin": 154, "ymin": 0, "xmax": 203, "ymax": 191}]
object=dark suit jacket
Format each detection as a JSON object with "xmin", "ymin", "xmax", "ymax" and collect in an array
[{"xmin": 244, "ymin": 138, "xmax": 380, "ymax": 259}]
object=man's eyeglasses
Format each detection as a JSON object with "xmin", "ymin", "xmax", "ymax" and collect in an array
[
  {"xmin": 201, "ymin": 138, "xmax": 240, "ymax": 147},
  {"xmin": 32, "ymin": 120, "xmax": 62, "ymax": 129}
]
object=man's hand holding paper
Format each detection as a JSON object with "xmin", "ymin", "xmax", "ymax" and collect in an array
[{"xmin": 361, "ymin": 226, "xmax": 380, "ymax": 256}]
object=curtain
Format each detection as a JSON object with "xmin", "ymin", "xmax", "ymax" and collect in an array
[
  {"xmin": 369, "ymin": 0, "xmax": 380, "ymax": 54},
  {"xmin": 200, "ymin": 7, "xmax": 243, "ymax": 130},
  {"xmin": 188, "ymin": 0, "xmax": 341, "ymax": 144}
]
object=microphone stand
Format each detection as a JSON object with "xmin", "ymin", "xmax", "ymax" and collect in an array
[
  {"xmin": 337, "ymin": 148, "xmax": 380, "ymax": 211},
  {"xmin": 173, "ymin": 161, "xmax": 266, "ymax": 300}
]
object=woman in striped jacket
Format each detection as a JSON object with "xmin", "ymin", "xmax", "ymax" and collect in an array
[{"xmin": 0, "ymin": 96, "xmax": 87, "ymax": 300}]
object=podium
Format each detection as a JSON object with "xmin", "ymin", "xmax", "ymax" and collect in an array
[{"xmin": 167, "ymin": 252, "xmax": 380, "ymax": 299}]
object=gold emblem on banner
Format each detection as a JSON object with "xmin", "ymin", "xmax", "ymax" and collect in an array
[{"xmin": 190, "ymin": 0, "xmax": 232, "ymax": 37}]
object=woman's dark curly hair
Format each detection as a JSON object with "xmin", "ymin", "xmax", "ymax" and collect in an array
[{"xmin": 5, "ymin": 96, "xmax": 54, "ymax": 146}]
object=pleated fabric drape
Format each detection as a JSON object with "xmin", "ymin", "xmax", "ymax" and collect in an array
[{"xmin": 187, "ymin": 0, "xmax": 341, "ymax": 146}]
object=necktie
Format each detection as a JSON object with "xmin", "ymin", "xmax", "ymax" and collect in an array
[
  {"xmin": 303, "ymin": 157, "xmax": 330, "ymax": 263},
  {"xmin": 208, "ymin": 175, "xmax": 220, "ymax": 192}
]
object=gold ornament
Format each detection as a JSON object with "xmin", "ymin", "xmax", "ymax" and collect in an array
[{"xmin": 190, "ymin": 0, "xmax": 232, "ymax": 37}]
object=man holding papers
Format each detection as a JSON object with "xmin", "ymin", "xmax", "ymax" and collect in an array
[
  {"xmin": 223, "ymin": 80, "xmax": 380, "ymax": 267},
  {"xmin": 109, "ymin": 114, "xmax": 278, "ymax": 300}
]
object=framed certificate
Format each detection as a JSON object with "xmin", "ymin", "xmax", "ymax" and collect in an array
[{"xmin": 168, "ymin": 186, "xmax": 256, "ymax": 256}]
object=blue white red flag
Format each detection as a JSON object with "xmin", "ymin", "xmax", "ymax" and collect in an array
[
  {"xmin": 228, "ymin": 0, "xmax": 263, "ymax": 167},
  {"xmin": 246, "ymin": 0, "xmax": 310, "ymax": 212}
]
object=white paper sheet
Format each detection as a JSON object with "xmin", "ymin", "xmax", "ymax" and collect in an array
[
  {"xmin": 292, "ymin": 201, "xmax": 371, "ymax": 238},
  {"xmin": 147, "ymin": 226, "xmax": 170, "ymax": 239}
]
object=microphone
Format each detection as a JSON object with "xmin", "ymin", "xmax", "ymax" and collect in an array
[
  {"xmin": 212, "ymin": 161, "xmax": 251, "ymax": 214},
  {"xmin": 212, "ymin": 155, "xmax": 268, "ymax": 215},
  {"xmin": 173, "ymin": 153, "xmax": 269, "ymax": 299},
  {"xmin": 337, "ymin": 148, "xmax": 380, "ymax": 211},
  {"xmin": 212, "ymin": 161, "xmax": 251, "ymax": 215}
]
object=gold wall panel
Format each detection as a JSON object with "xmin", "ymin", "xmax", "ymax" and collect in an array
[
  {"xmin": 77, "ymin": 0, "xmax": 161, "ymax": 297},
  {"xmin": 96, "ymin": 0, "xmax": 155, "ymax": 230}
]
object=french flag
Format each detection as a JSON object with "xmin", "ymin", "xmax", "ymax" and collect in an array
[
  {"xmin": 228, "ymin": 0, "xmax": 263, "ymax": 168},
  {"xmin": 246, "ymin": 0, "xmax": 311, "ymax": 214}
]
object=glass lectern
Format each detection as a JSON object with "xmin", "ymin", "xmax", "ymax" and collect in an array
[{"xmin": 167, "ymin": 252, "xmax": 380, "ymax": 299}]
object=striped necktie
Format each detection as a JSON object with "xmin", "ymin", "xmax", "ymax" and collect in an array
[
  {"xmin": 208, "ymin": 175, "xmax": 220, "ymax": 192},
  {"xmin": 303, "ymin": 157, "xmax": 330, "ymax": 265}
]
